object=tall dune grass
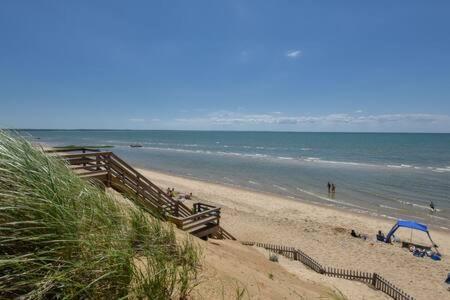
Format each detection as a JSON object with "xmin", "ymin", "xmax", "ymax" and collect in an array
[{"xmin": 0, "ymin": 131, "xmax": 199, "ymax": 299}]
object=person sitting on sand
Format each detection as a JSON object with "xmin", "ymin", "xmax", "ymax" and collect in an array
[
  {"xmin": 351, "ymin": 229, "xmax": 360, "ymax": 238},
  {"xmin": 376, "ymin": 230, "xmax": 385, "ymax": 242},
  {"xmin": 178, "ymin": 192, "xmax": 193, "ymax": 200},
  {"xmin": 351, "ymin": 229, "xmax": 368, "ymax": 240}
]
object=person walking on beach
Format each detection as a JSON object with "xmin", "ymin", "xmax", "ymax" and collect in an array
[
  {"xmin": 327, "ymin": 182, "xmax": 331, "ymax": 193},
  {"xmin": 430, "ymin": 200, "xmax": 436, "ymax": 212}
]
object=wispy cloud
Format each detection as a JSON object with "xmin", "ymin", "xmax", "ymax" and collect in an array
[
  {"xmin": 239, "ymin": 50, "xmax": 250, "ymax": 62},
  {"xmin": 129, "ymin": 118, "xmax": 145, "ymax": 122},
  {"xmin": 285, "ymin": 49, "xmax": 302, "ymax": 58},
  {"xmin": 175, "ymin": 111, "xmax": 450, "ymax": 131}
]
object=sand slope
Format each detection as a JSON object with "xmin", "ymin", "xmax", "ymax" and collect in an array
[
  {"xmin": 193, "ymin": 239, "xmax": 337, "ymax": 299},
  {"xmin": 107, "ymin": 188, "xmax": 338, "ymax": 299}
]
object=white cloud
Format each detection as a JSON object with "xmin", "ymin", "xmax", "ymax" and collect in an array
[
  {"xmin": 174, "ymin": 111, "xmax": 450, "ymax": 131},
  {"xmin": 129, "ymin": 118, "xmax": 145, "ymax": 123},
  {"xmin": 286, "ymin": 50, "xmax": 302, "ymax": 58},
  {"xmin": 238, "ymin": 50, "xmax": 250, "ymax": 63}
]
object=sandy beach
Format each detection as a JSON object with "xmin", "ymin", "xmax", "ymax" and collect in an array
[{"xmin": 137, "ymin": 167, "xmax": 450, "ymax": 300}]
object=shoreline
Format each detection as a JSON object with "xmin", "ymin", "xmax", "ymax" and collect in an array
[
  {"xmin": 135, "ymin": 165, "xmax": 450, "ymax": 300},
  {"xmin": 133, "ymin": 162, "xmax": 449, "ymax": 233},
  {"xmin": 36, "ymin": 138, "xmax": 450, "ymax": 230}
]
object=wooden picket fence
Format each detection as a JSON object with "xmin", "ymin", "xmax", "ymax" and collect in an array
[{"xmin": 242, "ymin": 241, "xmax": 414, "ymax": 300}]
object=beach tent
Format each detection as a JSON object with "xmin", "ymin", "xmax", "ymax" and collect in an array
[{"xmin": 385, "ymin": 220, "xmax": 437, "ymax": 249}]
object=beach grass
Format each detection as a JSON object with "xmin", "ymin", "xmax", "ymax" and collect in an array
[{"xmin": 0, "ymin": 130, "xmax": 199, "ymax": 299}]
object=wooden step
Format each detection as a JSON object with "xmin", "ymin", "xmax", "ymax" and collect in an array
[
  {"xmin": 182, "ymin": 215, "xmax": 219, "ymax": 231},
  {"xmin": 79, "ymin": 170, "xmax": 108, "ymax": 177},
  {"xmin": 189, "ymin": 223, "xmax": 219, "ymax": 239}
]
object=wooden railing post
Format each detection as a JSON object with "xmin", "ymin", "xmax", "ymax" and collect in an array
[
  {"xmin": 136, "ymin": 174, "xmax": 140, "ymax": 196},
  {"xmin": 175, "ymin": 201, "xmax": 179, "ymax": 217},
  {"xmin": 371, "ymin": 273, "xmax": 378, "ymax": 289},
  {"xmin": 95, "ymin": 153, "xmax": 100, "ymax": 171},
  {"xmin": 106, "ymin": 153, "xmax": 111, "ymax": 187}
]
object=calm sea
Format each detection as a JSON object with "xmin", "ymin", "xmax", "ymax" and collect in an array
[{"xmin": 24, "ymin": 130, "xmax": 450, "ymax": 230}]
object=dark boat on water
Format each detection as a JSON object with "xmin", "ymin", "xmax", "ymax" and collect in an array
[{"xmin": 129, "ymin": 144, "xmax": 143, "ymax": 148}]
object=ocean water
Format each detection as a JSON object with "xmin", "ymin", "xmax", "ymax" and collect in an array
[{"xmin": 24, "ymin": 130, "xmax": 450, "ymax": 230}]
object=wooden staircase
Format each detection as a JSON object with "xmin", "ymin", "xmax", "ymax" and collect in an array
[{"xmin": 46, "ymin": 148, "xmax": 235, "ymax": 240}]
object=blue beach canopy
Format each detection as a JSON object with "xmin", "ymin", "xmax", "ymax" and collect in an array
[
  {"xmin": 395, "ymin": 220, "xmax": 428, "ymax": 232},
  {"xmin": 385, "ymin": 220, "xmax": 434, "ymax": 245}
]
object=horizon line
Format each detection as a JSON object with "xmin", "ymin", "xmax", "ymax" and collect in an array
[{"xmin": 8, "ymin": 128, "xmax": 450, "ymax": 134}]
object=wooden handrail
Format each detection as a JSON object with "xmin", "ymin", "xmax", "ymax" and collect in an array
[
  {"xmin": 108, "ymin": 154, "xmax": 192, "ymax": 217},
  {"xmin": 169, "ymin": 207, "xmax": 220, "ymax": 222},
  {"xmin": 45, "ymin": 148, "xmax": 101, "ymax": 153},
  {"xmin": 59, "ymin": 151, "xmax": 187, "ymax": 214},
  {"xmin": 57, "ymin": 151, "xmax": 113, "ymax": 159},
  {"xmin": 193, "ymin": 202, "xmax": 217, "ymax": 213}
]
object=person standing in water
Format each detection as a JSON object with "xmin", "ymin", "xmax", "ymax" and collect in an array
[
  {"xmin": 430, "ymin": 201, "xmax": 436, "ymax": 212},
  {"xmin": 331, "ymin": 183, "xmax": 336, "ymax": 194},
  {"xmin": 327, "ymin": 182, "xmax": 331, "ymax": 193}
]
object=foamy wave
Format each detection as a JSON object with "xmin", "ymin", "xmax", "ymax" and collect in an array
[
  {"xmin": 223, "ymin": 177, "xmax": 234, "ymax": 182},
  {"xmin": 248, "ymin": 180, "xmax": 261, "ymax": 185},
  {"xmin": 136, "ymin": 145, "xmax": 450, "ymax": 174},
  {"xmin": 387, "ymin": 164, "xmax": 413, "ymax": 169},
  {"xmin": 303, "ymin": 157, "xmax": 321, "ymax": 162},
  {"xmin": 277, "ymin": 156, "xmax": 294, "ymax": 160},
  {"xmin": 379, "ymin": 214, "xmax": 398, "ymax": 220},
  {"xmin": 300, "ymin": 157, "xmax": 375, "ymax": 167},
  {"xmin": 432, "ymin": 166, "xmax": 450, "ymax": 173},
  {"xmin": 396, "ymin": 200, "xmax": 442, "ymax": 212},
  {"xmin": 351, "ymin": 208, "xmax": 370, "ymax": 214},
  {"xmin": 273, "ymin": 184, "xmax": 288, "ymax": 191},
  {"xmin": 295, "ymin": 187, "xmax": 362, "ymax": 208},
  {"xmin": 430, "ymin": 215, "xmax": 448, "ymax": 221},
  {"xmin": 379, "ymin": 204, "xmax": 401, "ymax": 211},
  {"xmin": 140, "ymin": 146, "xmax": 271, "ymax": 159}
]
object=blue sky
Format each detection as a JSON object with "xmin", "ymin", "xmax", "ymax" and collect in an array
[{"xmin": 1, "ymin": 1, "xmax": 450, "ymax": 132}]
